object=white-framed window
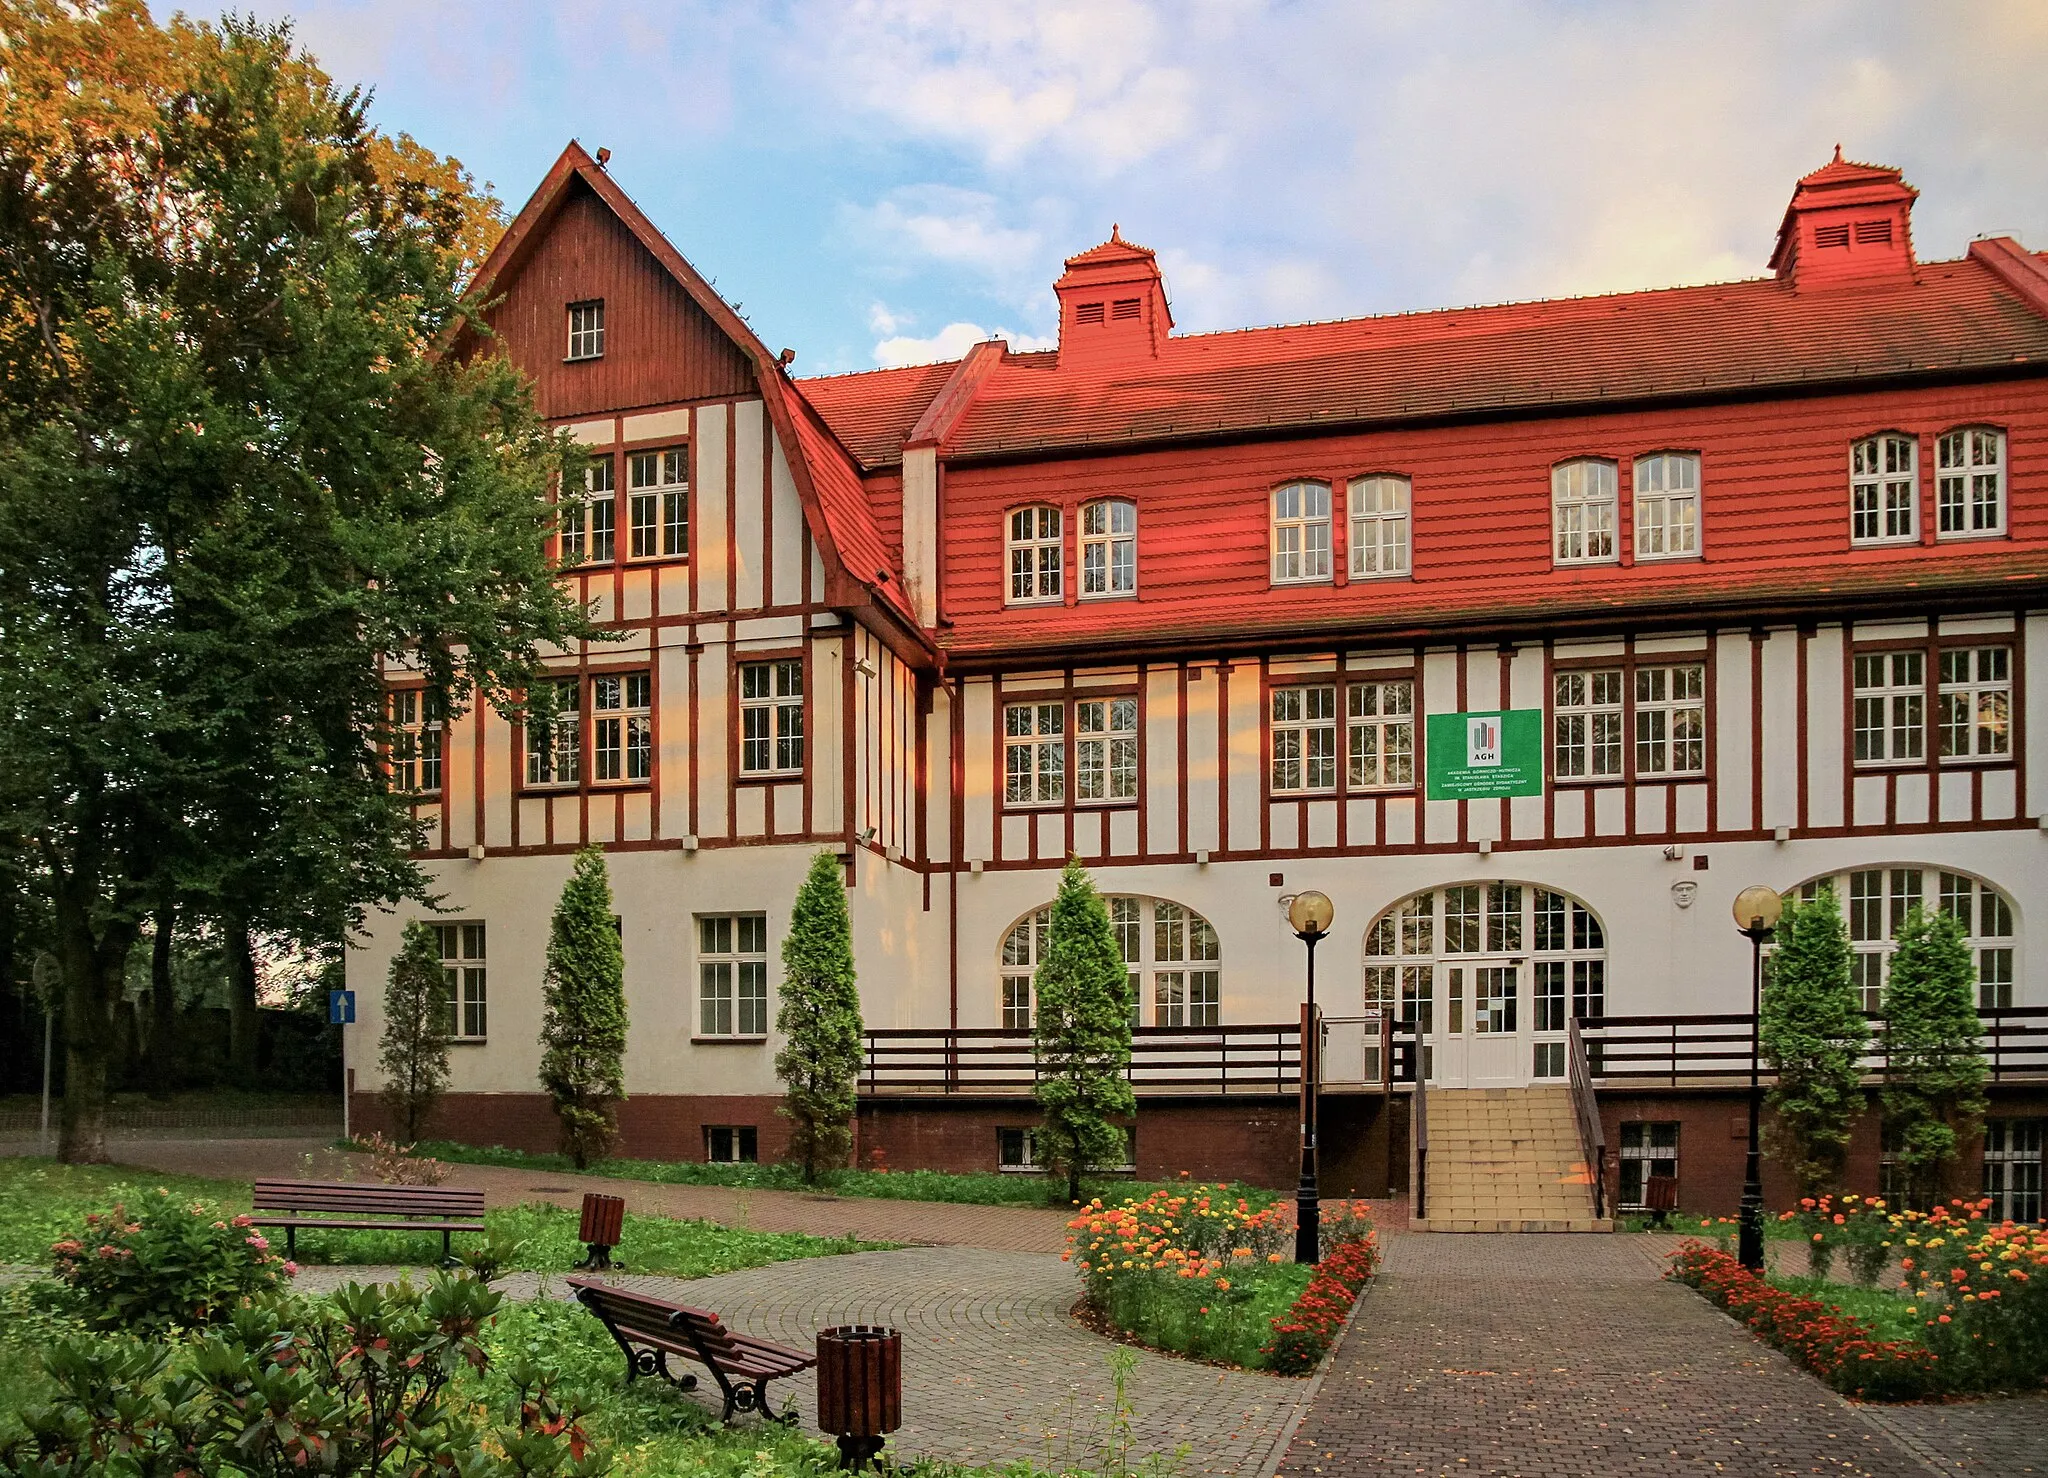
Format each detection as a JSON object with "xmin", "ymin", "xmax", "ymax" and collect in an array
[
  {"xmin": 566, "ymin": 299, "xmax": 604, "ymax": 361},
  {"xmin": 1000, "ymin": 897, "xmax": 1220, "ymax": 1031},
  {"xmin": 1007, "ymin": 506, "xmax": 1062, "ymax": 604},
  {"xmin": 435, "ymin": 922, "xmax": 487, "ymax": 1040},
  {"xmin": 1080, "ymin": 500, "xmax": 1136, "ymax": 598},
  {"xmin": 1271, "ymin": 481, "xmax": 1332, "ymax": 584},
  {"xmin": 997, "ymin": 1126, "xmax": 1041, "ymax": 1170},
  {"xmin": 739, "ymin": 660, "xmax": 804, "ymax": 775},
  {"xmin": 1271, "ymin": 684, "xmax": 1337, "ymax": 793},
  {"xmin": 1347, "ymin": 680, "xmax": 1414, "ymax": 789},
  {"xmin": 1109, "ymin": 896, "xmax": 1142, "ymax": 1026},
  {"xmin": 1633, "ymin": 665, "xmax": 1706, "ymax": 776},
  {"xmin": 592, "ymin": 671, "xmax": 651, "ymax": 783},
  {"xmin": 560, "ymin": 456, "xmax": 615, "ymax": 566},
  {"xmin": 1984, "ymin": 1119, "xmax": 2043, "ymax": 1222},
  {"xmin": 1938, "ymin": 646, "xmax": 2011, "ymax": 760},
  {"xmin": 1076, "ymin": 697, "xmax": 1137, "ymax": 802},
  {"xmin": 1852, "ymin": 650, "xmax": 1924, "ymax": 765},
  {"xmin": 1800, "ymin": 867, "xmax": 2017, "ymax": 1013},
  {"xmin": 1552, "ymin": 669, "xmax": 1623, "ymax": 779},
  {"xmin": 525, "ymin": 677, "xmax": 581, "ymax": 788},
  {"xmin": 1936, "ymin": 428, "xmax": 2004, "ymax": 539},
  {"xmin": 699, "ymin": 913, "xmax": 768, "ymax": 1037},
  {"xmin": 1003, "ymin": 701, "xmax": 1064, "ymax": 805},
  {"xmin": 1618, "ymin": 1122, "xmax": 1679, "ymax": 1211},
  {"xmin": 1851, "ymin": 433, "xmax": 1917, "ymax": 544},
  {"xmin": 1152, "ymin": 900, "xmax": 1220, "ymax": 1026},
  {"xmin": 1000, "ymin": 907, "xmax": 1049, "ymax": 1029},
  {"xmin": 706, "ymin": 1125, "xmax": 757, "ymax": 1163},
  {"xmin": 1633, "ymin": 453, "xmax": 1699, "ymax": 559},
  {"xmin": 628, "ymin": 448, "xmax": 688, "ymax": 559},
  {"xmin": 391, "ymin": 689, "xmax": 443, "ymax": 795},
  {"xmin": 1349, "ymin": 475, "xmax": 1410, "ymax": 578},
  {"xmin": 1552, "ymin": 459, "xmax": 1618, "ymax": 565}
]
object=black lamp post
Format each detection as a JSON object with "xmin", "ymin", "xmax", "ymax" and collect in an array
[
  {"xmin": 1288, "ymin": 890, "xmax": 1334, "ymax": 1265},
  {"xmin": 1732, "ymin": 884, "xmax": 1783, "ymax": 1272}
]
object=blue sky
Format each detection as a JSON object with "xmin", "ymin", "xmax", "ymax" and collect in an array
[{"xmin": 211, "ymin": 1, "xmax": 2048, "ymax": 376}]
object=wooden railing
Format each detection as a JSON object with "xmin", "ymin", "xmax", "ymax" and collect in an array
[
  {"xmin": 860, "ymin": 1023, "xmax": 1302, "ymax": 1096},
  {"xmin": 1577, "ymin": 1008, "xmax": 2048, "ymax": 1086},
  {"xmin": 1565, "ymin": 1017, "xmax": 1607, "ymax": 1220}
]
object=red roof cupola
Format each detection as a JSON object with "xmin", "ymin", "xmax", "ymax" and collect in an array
[
  {"xmin": 1054, "ymin": 225, "xmax": 1173, "ymax": 369},
  {"xmin": 1770, "ymin": 146, "xmax": 1918, "ymax": 290}
]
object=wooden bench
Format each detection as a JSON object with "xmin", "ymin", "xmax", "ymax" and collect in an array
[
  {"xmin": 249, "ymin": 1181, "xmax": 486, "ymax": 1263},
  {"xmin": 567, "ymin": 1275, "xmax": 815, "ymax": 1423}
]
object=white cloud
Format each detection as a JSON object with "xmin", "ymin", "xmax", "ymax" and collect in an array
[
  {"xmin": 872, "ymin": 321, "xmax": 1056, "ymax": 368},
  {"xmin": 867, "ymin": 302, "xmax": 908, "ymax": 335},
  {"xmin": 844, "ymin": 186, "xmax": 1047, "ymax": 282}
]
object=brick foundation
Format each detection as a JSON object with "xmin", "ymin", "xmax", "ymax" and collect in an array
[{"xmin": 351, "ymin": 1091, "xmax": 790, "ymax": 1164}]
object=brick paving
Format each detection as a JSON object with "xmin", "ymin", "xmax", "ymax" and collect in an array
[{"xmin": 295, "ymin": 1247, "xmax": 1309, "ymax": 1474}]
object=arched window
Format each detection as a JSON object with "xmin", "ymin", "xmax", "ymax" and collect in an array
[
  {"xmin": 1007, "ymin": 506, "xmax": 1062, "ymax": 603},
  {"xmin": 1790, "ymin": 867, "xmax": 2018, "ymax": 1011},
  {"xmin": 1364, "ymin": 882, "xmax": 1607, "ymax": 1082},
  {"xmin": 1551, "ymin": 459, "xmax": 1618, "ymax": 565},
  {"xmin": 1850, "ymin": 433, "xmax": 1917, "ymax": 545},
  {"xmin": 1271, "ymin": 481, "xmax": 1331, "ymax": 583},
  {"xmin": 1633, "ymin": 452, "xmax": 1700, "ymax": 559},
  {"xmin": 999, "ymin": 896, "xmax": 1221, "ymax": 1029},
  {"xmin": 1080, "ymin": 499, "xmax": 1137, "ymax": 597},
  {"xmin": 1936, "ymin": 427, "xmax": 2005, "ymax": 538},
  {"xmin": 1348, "ymin": 475, "xmax": 1410, "ymax": 577}
]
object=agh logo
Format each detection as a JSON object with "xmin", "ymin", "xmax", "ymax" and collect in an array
[{"xmin": 1465, "ymin": 715, "xmax": 1502, "ymax": 768}]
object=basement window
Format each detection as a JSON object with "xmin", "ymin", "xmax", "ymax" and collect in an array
[
  {"xmin": 1618, "ymin": 1122, "xmax": 1678, "ymax": 1211},
  {"xmin": 706, "ymin": 1125, "xmax": 758, "ymax": 1163}
]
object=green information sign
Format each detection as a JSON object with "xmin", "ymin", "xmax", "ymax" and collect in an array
[{"xmin": 1424, "ymin": 709, "xmax": 1544, "ymax": 799}]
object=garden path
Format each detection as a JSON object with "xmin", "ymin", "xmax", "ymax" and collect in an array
[
  {"xmin": 295, "ymin": 1247, "xmax": 1311, "ymax": 1475},
  {"xmin": 1273, "ymin": 1232, "xmax": 2043, "ymax": 1477}
]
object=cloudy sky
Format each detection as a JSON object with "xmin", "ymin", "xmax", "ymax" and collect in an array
[{"xmin": 211, "ymin": 1, "xmax": 2048, "ymax": 376}]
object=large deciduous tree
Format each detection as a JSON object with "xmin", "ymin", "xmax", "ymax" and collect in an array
[
  {"xmin": 1032, "ymin": 857, "xmax": 1135, "ymax": 1204},
  {"xmin": 1880, "ymin": 906, "xmax": 1988, "ymax": 1206},
  {"xmin": 538, "ymin": 847, "xmax": 628, "ymax": 1168},
  {"xmin": 1760, "ymin": 886, "xmax": 1869, "ymax": 1197},
  {"xmin": 0, "ymin": 1, "xmax": 588, "ymax": 1160},
  {"xmin": 774, "ymin": 850, "xmax": 864, "ymax": 1184}
]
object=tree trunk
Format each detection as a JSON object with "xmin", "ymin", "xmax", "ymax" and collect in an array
[
  {"xmin": 147, "ymin": 899, "xmax": 177, "ymax": 1101},
  {"xmin": 55, "ymin": 907, "xmax": 136, "ymax": 1166},
  {"xmin": 227, "ymin": 919, "xmax": 260, "ymax": 1081}
]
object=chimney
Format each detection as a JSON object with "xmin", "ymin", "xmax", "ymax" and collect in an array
[
  {"xmin": 1770, "ymin": 146, "xmax": 1918, "ymax": 290},
  {"xmin": 1054, "ymin": 225, "xmax": 1172, "ymax": 369}
]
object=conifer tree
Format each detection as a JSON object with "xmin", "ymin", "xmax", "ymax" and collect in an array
[
  {"xmin": 1880, "ymin": 906, "xmax": 1988, "ymax": 1206},
  {"xmin": 1760, "ymin": 886, "xmax": 1869, "ymax": 1196},
  {"xmin": 1032, "ymin": 857, "xmax": 1135, "ymax": 1204},
  {"xmin": 774, "ymin": 851, "xmax": 864, "ymax": 1183},
  {"xmin": 378, "ymin": 920, "xmax": 452, "ymax": 1143},
  {"xmin": 538, "ymin": 848, "xmax": 628, "ymax": 1168}
]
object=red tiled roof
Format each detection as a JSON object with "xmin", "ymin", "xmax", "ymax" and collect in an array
[
  {"xmin": 1062, "ymin": 227, "xmax": 1157, "ymax": 268},
  {"xmin": 1797, "ymin": 146, "xmax": 1904, "ymax": 189},
  {"xmin": 799, "ymin": 252, "xmax": 2048, "ymax": 469}
]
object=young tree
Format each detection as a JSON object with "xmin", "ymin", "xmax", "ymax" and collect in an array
[
  {"xmin": 1761, "ymin": 886, "xmax": 1870, "ymax": 1197},
  {"xmin": 0, "ymin": 4, "xmax": 589, "ymax": 1160},
  {"xmin": 539, "ymin": 848, "xmax": 628, "ymax": 1168},
  {"xmin": 1031, "ymin": 857, "xmax": 1136, "ymax": 1204},
  {"xmin": 1880, "ymin": 906, "xmax": 1988, "ymax": 1206},
  {"xmin": 378, "ymin": 921, "xmax": 451, "ymax": 1142},
  {"xmin": 774, "ymin": 850, "xmax": 864, "ymax": 1183}
]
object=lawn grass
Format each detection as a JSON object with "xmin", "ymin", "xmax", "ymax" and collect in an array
[
  {"xmin": 0, "ymin": 1158, "xmax": 885, "ymax": 1277},
  {"xmin": 408, "ymin": 1138, "xmax": 1283, "ymax": 1211},
  {"xmin": 1767, "ymin": 1272, "xmax": 1923, "ymax": 1344},
  {"xmin": 1096, "ymin": 1262, "xmax": 1313, "ymax": 1371}
]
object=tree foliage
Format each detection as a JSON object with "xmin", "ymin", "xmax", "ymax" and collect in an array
[
  {"xmin": 378, "ymin": 920, "xmax": 451, "ymax": 1143},
  {"xmin": 0, "ymin": 2, "xmax": 589, "ymax": 1160},
  {"xmin": 773, "ymin": 850, "xmax": 864, "ymax": 1184},
  {"xmin": 1760, "ymin": 886, "xmax": 1869, "ymax": 1197},
  {"xmin": 1880, "ymin": 906, "xmax": 1988, "ymax": 1206},
  {"xmin": 1032, "ymin": 857, "xmax": 1135, "ymax": 1203},
  {"xmin": 538, "ymin": 848, "xmax": 627, "ymax": 1169}
]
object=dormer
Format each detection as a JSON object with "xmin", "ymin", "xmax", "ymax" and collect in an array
[
  {"xmin": 1769, "ymin": 147, "xmax": 1918, "ymax": 291},
  {"xmin": 1054, "ymin": 226, "xmax": 1173, "ymax": 369}
]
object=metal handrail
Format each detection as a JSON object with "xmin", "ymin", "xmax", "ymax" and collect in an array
[
  {"xmin": 1566, "ymin": 1016, "xmax": 1607, "ymax": 1220},
  {"xmin": 1406, "ymin": 1021, "xmax": 1429, "ymax": 1222}
]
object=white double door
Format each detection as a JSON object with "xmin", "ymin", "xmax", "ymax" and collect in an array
[{"xmin": 1424, "ymin": 959, "xmax": 1537, "ymax": 1089}]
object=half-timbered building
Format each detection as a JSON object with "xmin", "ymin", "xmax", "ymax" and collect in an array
[{"xmin": 346, "ymin": 144, "xmax": 2048, "ymax": 1224}]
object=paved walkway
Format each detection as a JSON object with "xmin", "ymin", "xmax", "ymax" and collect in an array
[
  {"xmin": 1275, "ymin": 1232, "xmax": 2047, "ymax": 1477},
  {"xmin": 294, "ymin": 1248, "xmax": 1308, "ymax": 1474}
]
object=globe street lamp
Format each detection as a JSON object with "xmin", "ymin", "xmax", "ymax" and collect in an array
[
  {"xmin": 1732, "ymin": 885, "xmax": 1783, "ymax": 1272},
  {"xmin": 1288, "ymin": 890, "xmax": 1335, "ymax": 1265}
]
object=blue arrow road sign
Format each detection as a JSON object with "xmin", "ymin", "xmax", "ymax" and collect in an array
[{"xmin": 328, "ymin": 990, "xmax": 356, "ymax": 1026}]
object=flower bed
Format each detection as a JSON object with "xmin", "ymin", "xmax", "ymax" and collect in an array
[
  {"xmin": 1066, "ymin": 1186, "xmax": 1376, "ymax": 1371},
  {"xmin": 1666, "ymin": 1241, "xmax": 1938, "ymax": 1399},
  {"xmin": 1260, "ymin": 1236, "xmax": 1380, "ymax": 1374},
  {"xmin": 1895, "ymin": 1198, "xmax": 2048, "ymax": 1392}
]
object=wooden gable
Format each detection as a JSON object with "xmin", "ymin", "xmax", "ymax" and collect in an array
[{"xmin": 486, "ymin": 178, "xmax": 755, "ymax": 420}]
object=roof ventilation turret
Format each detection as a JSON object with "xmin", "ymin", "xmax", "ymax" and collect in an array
[
  {"xmin": 1054, "ymin": 225, "xmax": 1172, "ymax": 369},
  {"xmin": 1770, "ymin": 146, "xmax": 1918, "ymax": 290}
]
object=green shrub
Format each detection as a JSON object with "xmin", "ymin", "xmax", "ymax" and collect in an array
[{"xmin": 47, "ymin": 1189, "xmax": 293, "ymax": 1333}]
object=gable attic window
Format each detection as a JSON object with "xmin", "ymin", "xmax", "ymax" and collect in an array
[
  {"xmin": 566, "ymin": 300, "xmax": 605, "ymax": 360},
  {"xmin": 1814, "ymin": 224, "xmax": 1851, "ymax": 249},
  {"xmin": 1551, "ymin": 459, "xmax": 1618, "ymax": 565},
  {"xmin": 1007, "ymin": 506, "xmax": 1063, "ymax": 603},
  {"xmin": 1855, "ymin": 219, "xmax": 1893, "ymax": 245},
  {"xmin": 1850, "ymin": 433, "xmax": 1917, "ymax": 544},
  {"xmin": 1074, "ymin": 301, "xmax": 1106, "ymax": 325},
  {"xmin": 1111, "ymin": 298, "xmax": 1142, "ymax": 321},
  {"xmin": 1271, "ymin": 481, "xmax": 1332, "ymax": 584}
]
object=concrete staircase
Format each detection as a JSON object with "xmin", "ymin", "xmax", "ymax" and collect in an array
[{"xmin": 1414, "ymin": 1086, "xmax": 1611, "ymax": 1232}]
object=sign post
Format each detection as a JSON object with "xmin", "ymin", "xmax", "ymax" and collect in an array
[
  {"xmin": 1424, "ymin": 709, "xmax": 1544, "ymax": 800},
  {"xmin": 328, "ymin": 990, "xmax": 356, "ymax": 1144}
]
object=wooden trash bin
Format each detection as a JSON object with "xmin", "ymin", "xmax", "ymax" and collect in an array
[
  {"xmin": 1645, "ymin": 1174, "xmax": 1679, "ymax": 1225},
  {"xmin": 576, "ymin": 1193, "xmax": 626, "ymax": 1270},
  {"xmin": 815, "ymin": 1325, "xmax": 901, "ymax": 1470}
]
